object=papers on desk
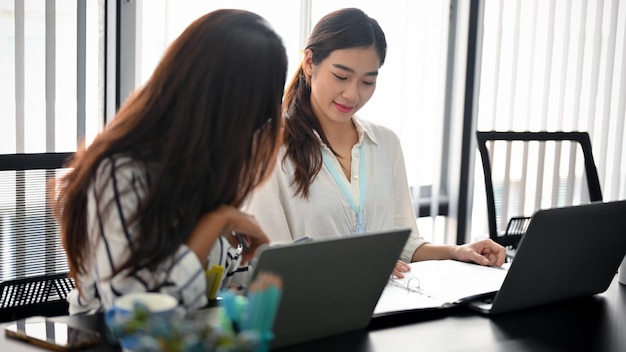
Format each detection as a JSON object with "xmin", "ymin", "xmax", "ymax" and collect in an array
[{"xmin": 373, "ymin": 260, "xmax": 509, "ymax": 316}]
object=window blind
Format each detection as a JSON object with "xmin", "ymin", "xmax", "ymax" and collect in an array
[
  {"xmin": 471, "ymin": 0, "xmax": 626, "ymax": 239},
  {"xmin": 0, "ymin": 0, "xmax": 101, "ymax": 281}
]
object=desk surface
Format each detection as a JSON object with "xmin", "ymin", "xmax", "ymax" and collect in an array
[{"xmin": 3, "ymin": 275, "xmax": 626, "ymax": 352}]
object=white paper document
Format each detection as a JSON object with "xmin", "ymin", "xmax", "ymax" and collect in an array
[{"xmin": 373, "ymin": 260, "xmax": 509, "ymax": 316}]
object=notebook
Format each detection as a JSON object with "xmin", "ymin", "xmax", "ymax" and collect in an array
[
  {"xmin": 468, "ymin": 199, "xmax": 626, "ymax": 314},
  {"xmin": 248, "ymin": 228, "xmax": 411, "ymax": 349}
]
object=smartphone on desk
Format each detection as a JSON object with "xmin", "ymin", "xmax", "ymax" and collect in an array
[{"xmin": 4, "ymin": 316, "xmax": 101, "ymax": 351}]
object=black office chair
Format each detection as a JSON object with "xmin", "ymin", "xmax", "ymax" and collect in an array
[
  {"xmin": 0, "ymin": 272, "xmax": 75, "ymax": 322},
  {"xmin": 0, "ymin": 152, "xmax": 75, "ymax": 322},
  {"xmin": 475, "ymin": 131, "xmax": 603, "ymax": 251}
]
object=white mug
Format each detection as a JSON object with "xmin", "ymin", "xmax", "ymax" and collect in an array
[
  {"xmin": 619, "ymin": 255, "xmax": 626, "ymax": 285},
  {"xmin": 105, "ymin": 293, "xmax": 179, "ymax": 352},
  {"xmin": 112, "ymin": 292, "xmax": 178, "ymax": 317}
]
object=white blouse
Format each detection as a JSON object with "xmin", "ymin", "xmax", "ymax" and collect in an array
[{"xmin": 243, "ymin": 117, "xmax": 426, "ymax": 263}]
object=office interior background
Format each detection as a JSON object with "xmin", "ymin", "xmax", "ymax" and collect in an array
[{"xmin": 1, "ymin": 0, "xmax": 625, "ymax": 281}]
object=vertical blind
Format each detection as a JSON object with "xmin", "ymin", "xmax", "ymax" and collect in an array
[
  {"xmin": 471, "ymin": 0, "xmax": 626, "ymax": 239},
  {"xmin": 0, "ymin": 1, "xmax": 101, "ymax": 280},
  {"xmin": 1, "ymin": 0, "xmax": 101, "ymax": 154}
]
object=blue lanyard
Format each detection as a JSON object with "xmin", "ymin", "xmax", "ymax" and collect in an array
[{"xmin": 322, "ymin": 143, "xmax": 366, "ymax": 233}]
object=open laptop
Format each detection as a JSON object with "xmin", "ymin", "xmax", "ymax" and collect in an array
[
  {"xmin": 468, "ymin": 200, "xmax": 626, "ymax": 314},
  {"xmin": 248, "ymin": 228, "xmax": 411, "ymax": 349}
]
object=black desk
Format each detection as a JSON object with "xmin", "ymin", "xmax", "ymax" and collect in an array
[{"xmin": 3, "ymin": 276, "xmax": 626, "ymax": 351}]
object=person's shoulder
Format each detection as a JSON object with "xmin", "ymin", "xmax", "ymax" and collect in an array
[
  {"xmin": 354, "ymin": 116, "xmax": 401, "ymax": 144},
  {"xmin": 94, "ymin": 154, "xmax": 147, "ymax": 184},
  {"xmin": 96, "ymin": 154, "xmax": 138, "ymax": 172}
]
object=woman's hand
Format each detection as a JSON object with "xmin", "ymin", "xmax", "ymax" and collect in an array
[
  {"xmin": 185, "ymin": 205, "xmax": 269, "ymax": 264},
  {"xmin": 392, "ymin": 260, "xmax": 411, "ymax": 278},
  {"xmin": 454, "ymin": 239, "xmax": 506, "ymax": 267}
]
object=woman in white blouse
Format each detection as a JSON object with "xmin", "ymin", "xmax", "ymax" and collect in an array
[
  {"xmin": 243, "ymin": 8, "xmax": 506, "ymax": 277},
  {"xmin": 53, "ymin": 9, "xmax": 288, "ymax": 314}
]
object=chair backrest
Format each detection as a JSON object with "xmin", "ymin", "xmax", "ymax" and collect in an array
[
  {"xmin": 0, "ymin": 272, "xmax": 75, "ymax": 322},
  {"xmin": 475, "ymin": 131, "xmax": 602, "ymax": 249},
  {"xmin": 0, "ymin": 152, "xmax": 75, "ymax": 322}
]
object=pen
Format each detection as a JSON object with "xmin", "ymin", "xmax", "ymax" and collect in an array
[{"xmin": 234, "ymin": 232, "xmax": 249, "ymax": 252}]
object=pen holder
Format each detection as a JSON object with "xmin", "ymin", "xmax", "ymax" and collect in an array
[
  {"xmin": 219, "ymin": 273, "xmax": 283, "ymax": 352},
  {"xmin": 104, "ymin": 292, "xmax": 264, "ymax": 351},
  {"xmin": 104, "ymin": 293, "xmax": 180, "ymax": 352},
  {"xmin": 219, "ymin": 288, "xmax": 280, "ymax": 352}
]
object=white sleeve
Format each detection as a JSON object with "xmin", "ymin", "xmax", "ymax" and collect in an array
[
  {"xmin": 392, "ymin": 137, "xmax": 428, "ymax": 262},
  {"xmin": 242, "ymin": 159, "xmax": 294, "ymax": 243}
]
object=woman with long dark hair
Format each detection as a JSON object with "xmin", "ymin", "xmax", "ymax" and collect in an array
[
  {"xmin": 54, "ymin": 9, "xmax": 288, "ymax": 314},
  {"xmin": 244, "ymin": 8, "xmax": 505, "ymax": 276}
]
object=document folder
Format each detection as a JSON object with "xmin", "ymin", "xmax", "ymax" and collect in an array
[{"xmin": 374, "ymin": 260, "xmax": 508, "ymax": 316}]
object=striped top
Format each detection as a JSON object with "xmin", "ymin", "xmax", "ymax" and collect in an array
[{"xmin": 67, "ymin": 156, "xmax": 249, "ymax": 315}]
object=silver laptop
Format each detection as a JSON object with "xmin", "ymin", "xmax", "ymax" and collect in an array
[
  {"xmin": 249, "ymin": 229, "xmax": 411, "ymax": 348},
  {"xmin": 468, "ymin": 200, "xmax": 626, "ymax": 314}
]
